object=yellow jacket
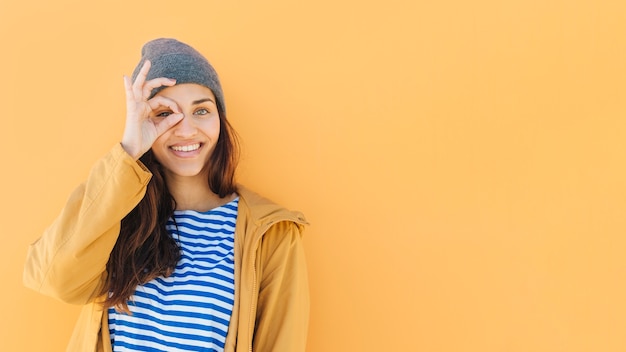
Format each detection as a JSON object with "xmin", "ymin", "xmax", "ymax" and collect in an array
[{"xmin": 23, "ymin": 144, "xmax": 310, "ymax": 352}]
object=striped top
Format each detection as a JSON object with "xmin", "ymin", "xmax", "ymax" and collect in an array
[{"xmin": 108, "ymin": 197, "xmax": 239, "ymax": 352}]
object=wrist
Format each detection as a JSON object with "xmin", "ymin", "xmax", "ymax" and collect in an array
[{"xmin": 120, "ymin": 142, "xmax": 142, "ymax": 160}]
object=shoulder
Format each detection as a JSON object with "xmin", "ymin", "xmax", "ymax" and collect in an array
[{"xmin": 236, "ymin": 184, "xmax": 308, "ymax": 229}]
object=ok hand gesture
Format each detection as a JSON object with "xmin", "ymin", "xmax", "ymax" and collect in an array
[{"xmin": 121, "ymin": 60, "xmax": 184, "ymax": 159}]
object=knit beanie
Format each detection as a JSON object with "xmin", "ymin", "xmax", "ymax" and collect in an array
[{"xmin": 131, "ymin": 38, "xmax": 225, "ymax": 114}]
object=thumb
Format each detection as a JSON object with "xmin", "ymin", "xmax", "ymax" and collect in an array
[{"xmin": 154, "ymin": 113, "xmax": 184, "ymax": 137}]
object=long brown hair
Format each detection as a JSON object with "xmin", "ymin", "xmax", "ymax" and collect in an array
[{"xmin": 102, "ymin": 107, "xmax": 239, "ymax": 312}]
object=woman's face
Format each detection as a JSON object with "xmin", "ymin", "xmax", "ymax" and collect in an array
[{"xmin": 150, "ymin": 83, "xmax": 221, "ymax": 180}]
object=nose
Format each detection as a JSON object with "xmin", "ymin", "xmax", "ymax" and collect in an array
[{"xmin": 173, "ymin": 114, "xmax": 197, "ymax": 138}]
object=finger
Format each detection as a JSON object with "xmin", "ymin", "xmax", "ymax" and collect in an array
[
  {"xmin": 142, "ymin": 77, "xmax": 177, "ymax": 99},
  {"xmin": 154, "ymin": 113, "xmax": 184, "ymax": 136},
  {"xmin": 132, "ymin": 60, "xmax": 151, "ymax": 99},
  {"xmin": 147, "ymin": 95, "xmax": 181, "ymax": 114},
  {"xmin": 123, "ymin": 75, "xmax": 135, "ymax": 101}
]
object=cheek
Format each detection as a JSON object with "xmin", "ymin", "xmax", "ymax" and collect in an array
[
  {"xmin": 214, "ymin": 121, "xmax": 221, "ymax": 139},
  {"xmin": 153, "ymin": 134, "xmax": 167, "ymax": 147},
  {"xmin": 203, "ymin": 118, "xmax": 221, "ymax": 139},
  {"xmin": 151, "ymin": 135, "xmax": 169, "ymax": 161}
]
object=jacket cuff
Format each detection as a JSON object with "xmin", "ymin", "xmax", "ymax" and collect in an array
[{"xmin": 111, "ymin": 143, "xmax": 152, "ymax": 185}]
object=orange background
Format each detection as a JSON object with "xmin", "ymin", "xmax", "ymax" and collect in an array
[{"xmin": 2, "ymin": 0, "xmax": 626, "ymax": 351}]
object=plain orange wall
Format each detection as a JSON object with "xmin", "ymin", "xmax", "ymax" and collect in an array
[{"xmin": 3, "ymin": 0, "xmax": 626, "ymax": 351}]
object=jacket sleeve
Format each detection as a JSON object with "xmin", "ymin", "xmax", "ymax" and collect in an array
[
  {"xmin": 254, "ymin": 221, "xmax": 310, "ymax": 351},
  {"xmin": 23, "ymin": 144, "xmax": 152, "ymax": 305}
]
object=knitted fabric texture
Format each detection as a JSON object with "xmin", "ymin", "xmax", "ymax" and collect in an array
[{"xmin": 131, "ymin": 38, "xmax": 225, "ymax": 114}]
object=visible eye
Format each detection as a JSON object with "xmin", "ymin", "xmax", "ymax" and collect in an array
[
  {"xmin": 155, "ymin": 110, "xmax": 173, "ymax": 118},
  {"xmin": 194, "ymin": 108, "xmax": 211, "ymax": 115},
  {"xmin": 194, "ymin": 108, "xmax": 210, "ymax": 116}
]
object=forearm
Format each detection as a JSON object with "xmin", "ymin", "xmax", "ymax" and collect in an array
[
  {"xmin": 254, "ymin": 222, "xmax": 310, "ymax": 351},
  {"xmin": 23, "ymin": 143, "xmax": 152, "ymax": 304}
]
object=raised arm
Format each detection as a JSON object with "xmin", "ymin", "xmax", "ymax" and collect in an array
[
  {"xmin": 24, "ymin": 60, "xmax": 185, "ymax": 304},
  {"xmin": 23, "ymin": 145, "xmax": 152, "ymax": 304}
]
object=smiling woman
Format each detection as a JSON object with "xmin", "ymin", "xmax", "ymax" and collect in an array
[{"xmin": 22, "ymin": 38, "xmax": 309, "ymax": 352}]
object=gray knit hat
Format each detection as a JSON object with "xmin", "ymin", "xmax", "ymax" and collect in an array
[{"xmin": 131, "ymin": 38, "xmax": 225, "ymax": 114}]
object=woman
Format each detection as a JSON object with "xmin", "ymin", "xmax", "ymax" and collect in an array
[{"xmin": 23, "ymin": 38, "xmax": 309, "ymax": 352}]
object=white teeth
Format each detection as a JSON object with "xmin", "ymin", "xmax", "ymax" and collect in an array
[{"xmin": 171, "ymin": 143, "xmax": 200, "ymax": 152}]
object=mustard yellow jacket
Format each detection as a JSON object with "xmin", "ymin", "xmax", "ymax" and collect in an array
[{"xmin": 23, "ymin": 144, "xmax": 309, "ymax": 352}]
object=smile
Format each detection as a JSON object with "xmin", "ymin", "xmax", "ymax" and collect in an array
[{"xmin": 170, "ymin": 143, "xmax": 201, "ymax": 152}]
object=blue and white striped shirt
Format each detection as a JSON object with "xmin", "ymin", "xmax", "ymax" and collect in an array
[{"xmin": 108, "ymin": 197, "xmax": 239, "ymax": 352}]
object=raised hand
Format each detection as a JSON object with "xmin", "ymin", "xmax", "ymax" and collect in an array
[{"xmin": 121, "ymin": 60, "xmax": 184, "ymax": 159}]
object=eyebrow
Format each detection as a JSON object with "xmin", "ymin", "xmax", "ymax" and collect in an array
[{"xmin": 192, "ymin": 98, "xmax": 215, "ymax": 105}]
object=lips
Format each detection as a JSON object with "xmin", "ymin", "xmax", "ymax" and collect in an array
[{"xmin": 170, "ymin": 143, "xmax": 201, "ymax": 152}]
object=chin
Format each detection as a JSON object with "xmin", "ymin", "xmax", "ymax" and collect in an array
[{"xmin": 164, "ymin": 166, "xmax": 207, "ymax": 178}]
